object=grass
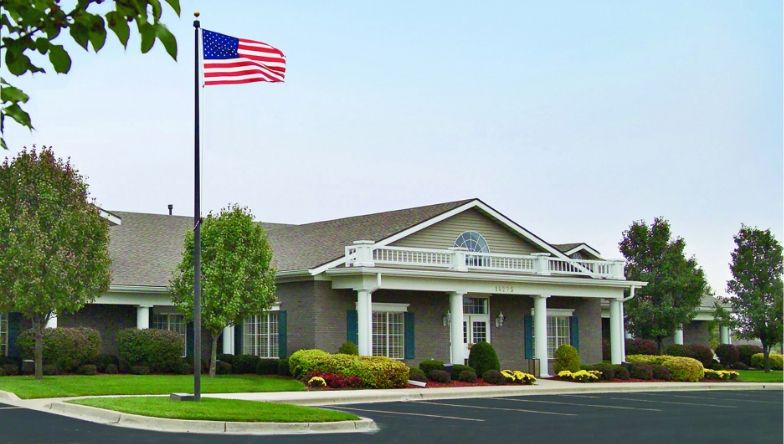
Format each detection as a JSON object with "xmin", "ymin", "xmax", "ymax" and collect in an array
[
  {"xmin": 735, "ymin": 369, "xmax": 783, "ymax": 383},
  {"xmin": 69, "ymin": 397, "xmax": 358, "ymax": 423},
  {"xmin": 0, "ymin": 374, "xmax": 304, "ymax": 399}
]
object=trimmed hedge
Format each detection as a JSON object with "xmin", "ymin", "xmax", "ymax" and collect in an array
[
  {"xmin": 553, "ymin": 344, "xmax": 580, "ymax": 373},
  {"xmin": 468, "ymin": 342, "xmax": 500, "ymax": 376},
  {"xmin": 104, "ymin": 363, "xmax": 119, "ymax": 374},
  {"xmin": 626, "ymin": 354, "xmax": 669, "ymax": 365},
  {"xmin": 1, "ymin": 363, "xmax": 19, "ymax": 376},
  {"xmin": 78, "ymin": 364, "xmax": 97, "ymax": 375},
  {"xmin": 665, "ymin": 344, "xmax": 688, "ymax": 357},
  {"xmin": 408, "ymin": 367, "xmax": 427, "ymax": 382},
  {"xmin": 482, "ymin": 369, "xmax": 505, "ymax": 385},
  {"xmin": 233, "ymin": 354, "xmax": 261, "ymax": 374},
  {"xmin": 662, "ymin": 356, "xmax": 704, "ymax": 382},
  {"xmin": 429, "ymin": 369, "xmax": 451, "ymax": 383},
  {"xmin": 278, "ymin": 358, "xmax": 290, "ymax": 376},
  {"xmin": 458, "ymin": 369, "xmax": 478, "ymax": 382},
  {"xmin": 612, "ymin": 365, "xmax": 630, "ymax": 380},
  {"xmin": 737, "ymin": 345, "xmax": 763, "ymax": 366},
  {"xmin": 685, "ymin": 344, "xmax": 714, "ymax": 367},
  {"xmin": 17, "ymin": 327, "xmax": 101, "ymax": 373},
  {"xmin": 626, "ymin": 338, "xmax": 658, "ymax": 356},
  {"xmin": 256, "ymin": 359, "xmax": 279, "ymax": 375},
  {"xmin": 584, "ymin": 363, "xmax": 614, "ymax": 381},
  {"xmin": 418, "ymin": 359, "xmax": 444, "ymax": 376},
  {"xmin": 751, "ymin": 353, "xmax": 784, "ymax": 370},
  {"xmin": 289, "ymin": 349, "xmax": 409, "ymax": 389},
  {"xmin": 629, "ymin": 363, "xmax": 653, "ymax": 380},
  {"xmin": 94, "ymin": 354, "xmax": 119, "ymax": 373},
  {"xmin": 715, "ymin": 344, "xmax": 739, "ymax": 366},
  {"xmin": 116, "ymin": 329, "xmax": 183, "ymax": 373},
  {"xmin": 448, "ymin": 364, "xmax": 474, "ymax": 380},
  {"xmin": 337, "ymin": 341, "xmax": 359, "ymax": 355},
  {"xmin": 652, "ymin": 364, "xmax": 673, "ymax": 381}
]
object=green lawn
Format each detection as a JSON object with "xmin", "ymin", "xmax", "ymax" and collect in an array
[
  {"xmin": 69, "ymin": 397, "xmax": 358, "ymax": 423},
  {"xmin": 736, "ymin": 369, "xmax": 783, "ymax": 383},
  {"xmin": 0, "ymin": 374, "xmax": 304, "ymax": 399}
]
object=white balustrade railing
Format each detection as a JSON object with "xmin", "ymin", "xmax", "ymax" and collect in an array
[{"xmin": 344, "ymin": 241, "xmax": 625, "ymax": 279}]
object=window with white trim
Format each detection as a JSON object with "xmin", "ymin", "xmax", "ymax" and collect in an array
[
  {"xmin": 372, "ymin": 311, "xmax": 404, "ymax": 359},
  {"xmin": 0, "ymin": 313, "xmax": 7, "ymax": 357},
  {"xmin": 531, "ymin": 314, "xmax": 572, "ymax": 359},
  {"xmin": 151, "ymin": 313, "xmax": 186, "ymax": 356},
  {"xmin": 244, "ymin": 312, "xmax": 279, "ymax": 358}
]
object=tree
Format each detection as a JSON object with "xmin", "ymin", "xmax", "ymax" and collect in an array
[
  {"xmin": 619, "ymin": 217, "xmax": 708, "ymax": 352},
  {"xmin": 170, "ymin": 205, "xmax": 276, "ymax": 377},
  {"xmin": 0, "ymin": 146, "xmax": 111, "ymax": 379},
  {"xmin": 1, "ymin": 0, "xmax": 180, "ymax": 149},
  {"xmin": 720, "ymin": 226, "xmax": 783, "ymax": 372}
]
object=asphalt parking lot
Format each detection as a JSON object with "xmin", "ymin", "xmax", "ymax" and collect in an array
[{"xmin": 0, "ymin": 390, "xmax": 781, "ymax": 444}]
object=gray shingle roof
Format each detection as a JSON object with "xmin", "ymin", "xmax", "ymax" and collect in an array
[{"xmin": 108, "ymin": 199, "xmax": 473, "ymax": 287}]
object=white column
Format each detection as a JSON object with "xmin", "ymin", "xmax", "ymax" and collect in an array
[
  {"xmin": 619, "ymin": 300, "xmax": 626, "ymax": 361},
  {"xmin": 222, "ymin": 325, "xmax": 235, "ymax": 355},
  {"xmin": 136, "ymin": 306, "xmax": 151, "ymax": 330},
  {"xmin": 609, "ymin": 299, "xmax": 622, "ymax": 364},
  {"xmin": 720, "ymin": 325, "xmax": 731, "ymax": 345},
  {"xmin": 534, "ymin": 295, "xmax": 549, "ymax": 377},
  {"xmin": 356, "ymin": 290, "xmax": 373, "ymax": 356},
  {"xmin": 674, "ymin": 325, "xmax": 684, "ymax": 345},
  {"xmin": 449, "ymin": 292, "xmax": 465, "ymax": 364},
  {"xmin": 46, "ymin": 314, "xmax": 57, "ymax": 329}
]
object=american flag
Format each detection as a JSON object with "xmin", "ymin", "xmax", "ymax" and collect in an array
[{"xmin": 202, "ymin": 29, "xmax": 286, "ymax": 86}]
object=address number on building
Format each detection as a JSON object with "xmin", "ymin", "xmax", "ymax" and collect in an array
[{"xmin": 494, "ymin": 285, "xmax": 515, "ymax": 293}]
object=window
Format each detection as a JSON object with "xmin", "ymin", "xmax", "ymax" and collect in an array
[
  {"xmin": 531, "ymin": 315, "xmax": 571, "ymax": 359},
  {"xmin": 244, "ymin": 312, "xmax": 279, "ymax": 358},
  {"xmin": 151, "ymin": 313, "xmax": 186, "ymax": 356},
  {"xmin": 372, "ymin": 311, "xmax": 404, "ymax": 359},
  {"xmin": 0, "ymin": 313, "xmax": 6, "ymax": 357},
  {"xmin": 463, "ymin": 297, "xmax": 488, "ymax": 314},
  {"xmin": 454, "ymin": 231, "xmax": 490, "ymax": 253}
]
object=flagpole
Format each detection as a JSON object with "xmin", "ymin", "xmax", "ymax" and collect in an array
[{"xmin": 193, "ymin": 11, "xmax": 202, "ymax": 401}]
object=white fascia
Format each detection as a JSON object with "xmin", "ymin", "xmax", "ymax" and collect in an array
[{"xmin": 564, "ymin": 244, "xmax": 602, "ymax": 258}]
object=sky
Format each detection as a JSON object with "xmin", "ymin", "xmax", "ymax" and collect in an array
[{"xmin": 2, "ymin": 1, "xmax": 782, "ymax": 295}]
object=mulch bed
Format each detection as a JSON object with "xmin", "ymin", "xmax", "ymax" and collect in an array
[{"xmin": 417, "ymin": 379, "xmax": 494, "ymax": 388}]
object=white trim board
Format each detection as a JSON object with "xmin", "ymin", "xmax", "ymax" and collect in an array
[
  {"xmin": 531, "ymin": 308, "xmax": 575, "ymax": 317},
  {"xmin": 354, "ymin": 302, "xmax": 410, "ymax": 313}
]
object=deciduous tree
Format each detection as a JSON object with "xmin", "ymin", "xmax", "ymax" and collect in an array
[
  {"xmin": 720, "ymin": 226, "xmax": 783, "ymax": 372},
  {"xmin": 171, "ymin": 205, "xmax": 276, "ymax": 377},
  {"xmin": 0, "ymin": 146, "xmax": 111, "ymax": 379},
  {"xmin": 619, "ymin": 217, "xmax": 708, "ymax": 352},
  {"xmin": 1, "ymin": 0, "xmax": 180, "ymax": 149}
]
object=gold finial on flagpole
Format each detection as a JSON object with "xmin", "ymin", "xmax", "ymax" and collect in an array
[{"xmin": 194, "ymin": 10, "xmax": 200, "ymax": 17}]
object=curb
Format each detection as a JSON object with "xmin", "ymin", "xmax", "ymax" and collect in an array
[
  {"xmin": 46, "ymin": 402, "xmax": 378, "ymax": 435},
  {"xmin": 208, "ymin": 382, "xmax": 784, "ymax": 406},
  {"xmin": 0, "ymin": 390, "xmax": 21, "ymax": 403}
]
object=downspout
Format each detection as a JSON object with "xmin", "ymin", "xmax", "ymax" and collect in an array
[{"xmin": 619, "ymin": 286, "xmax": 636, "ymax": 361}]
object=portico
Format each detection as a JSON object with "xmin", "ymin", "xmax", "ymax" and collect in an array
[{"xmin": 328, "ymin": 241, "xmax": 645, "ymax": 376}]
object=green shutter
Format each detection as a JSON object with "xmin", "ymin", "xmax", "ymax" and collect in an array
[
  {"xmin": 278, "ymin": 311, "xmax": 287, "ymax": 358},
  {"xmin": 186, "ymin": 321, "xmax": 194, "ymax": 358},
  {"xmin": 404, "ymin": 312, "xmax": 415, "ymax": 360},
  {"xmin": 346, "ymin": 310, "xmax": 358, "ymax": 345},
  {"xmin": 570, "ymin": 316, "xmax": 579, "ymax": 351},
  {"xmin": 234, "ymin": 322, "xmax": 243, "ymax": 355},
  {"xmin": 524, "ymin": 315, "xmax": 533, "ymax": 359},
  {"xmin": 7, "ymin": 312, "xmax": 23, "ymax": 358}
]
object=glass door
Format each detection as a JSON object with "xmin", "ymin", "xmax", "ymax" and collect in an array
[{"xmin": 463, "ymin": 297, "xmax": 490, "ymax": 360}]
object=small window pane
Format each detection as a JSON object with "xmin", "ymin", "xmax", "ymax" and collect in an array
[
  {"xmin": 0, "ymin": 313, "xmax": 6, "ymax": 357},
  {"xmin": 532, "ymin": 315, "xmax": 572, "ymax": 359},
  {"xmin": 372, "ymin": 311, "xmax": 404, "ymax": 359}
]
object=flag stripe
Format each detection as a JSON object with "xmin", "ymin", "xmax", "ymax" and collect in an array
[{"xmin": 202, "ymin": 29, "xmax": 285, "ymax": 86}]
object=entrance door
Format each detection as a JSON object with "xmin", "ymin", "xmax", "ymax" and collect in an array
[{"xmin": 463, "ymin": 297, "xmax": 490, "ymax": 360}]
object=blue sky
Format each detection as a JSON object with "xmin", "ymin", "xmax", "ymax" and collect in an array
[{"xmin": 3, "ymin": 1, "xmax": 782, "ymax": 294}]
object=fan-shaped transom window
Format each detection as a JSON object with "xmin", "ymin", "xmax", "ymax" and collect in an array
[{"xmin": 454, "ymin": 231, "xmax": 490, "ymax": 253}]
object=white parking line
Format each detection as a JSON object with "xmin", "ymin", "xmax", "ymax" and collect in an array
[
  {"xmin": 496, "ymin": 397, "xmax": 663, "ymax": 412},
  {"xmin": 0, "ymin": 407, "xmax": 20, "ymax": 410},
  {"xmin": 332, "ymin": 406, "xmax": 485, "ymax": 422},
  {"xmin": 636, "ymin": 393, "xmax": 782, "ymax": 405},
  {"xmin": 417, "ymin": 401, "xmax": 576, "ymax": 416},
  {"xmin": 556, "ymin": 394, "xmax": 602, "ymax": 399},
  {"xmin": 609, "ymin": 397, "xmax": 735, "ymax": 408}
]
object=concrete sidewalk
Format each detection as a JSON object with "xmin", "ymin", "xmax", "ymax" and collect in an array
[{"xmin": 204, "ymin": 379, "xmax": 784, "ymax": 406}]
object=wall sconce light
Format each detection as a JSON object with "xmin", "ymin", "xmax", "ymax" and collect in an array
[
  {"xmin": 495, "ymin": 311, "xmax": 506, "ymax": 328},
  {"xmin": 443, "ymin": 311, "xmax": 451, "ymax": 327}
]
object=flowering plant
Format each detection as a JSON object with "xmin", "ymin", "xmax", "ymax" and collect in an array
[
  {"xmin": 500, "ymin": 369, "xmax": 537, "ymax": 385},
  {"xmin": 557, "ymin": 370, "xmax": 601, "ymax": 382},
  {"xmin": 307, "ymin": 376, "xmax": 327, "ymax": 388},
  {"xmin": 703, "ymin": 369, "xmax": 739, "ymax": 381}
]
